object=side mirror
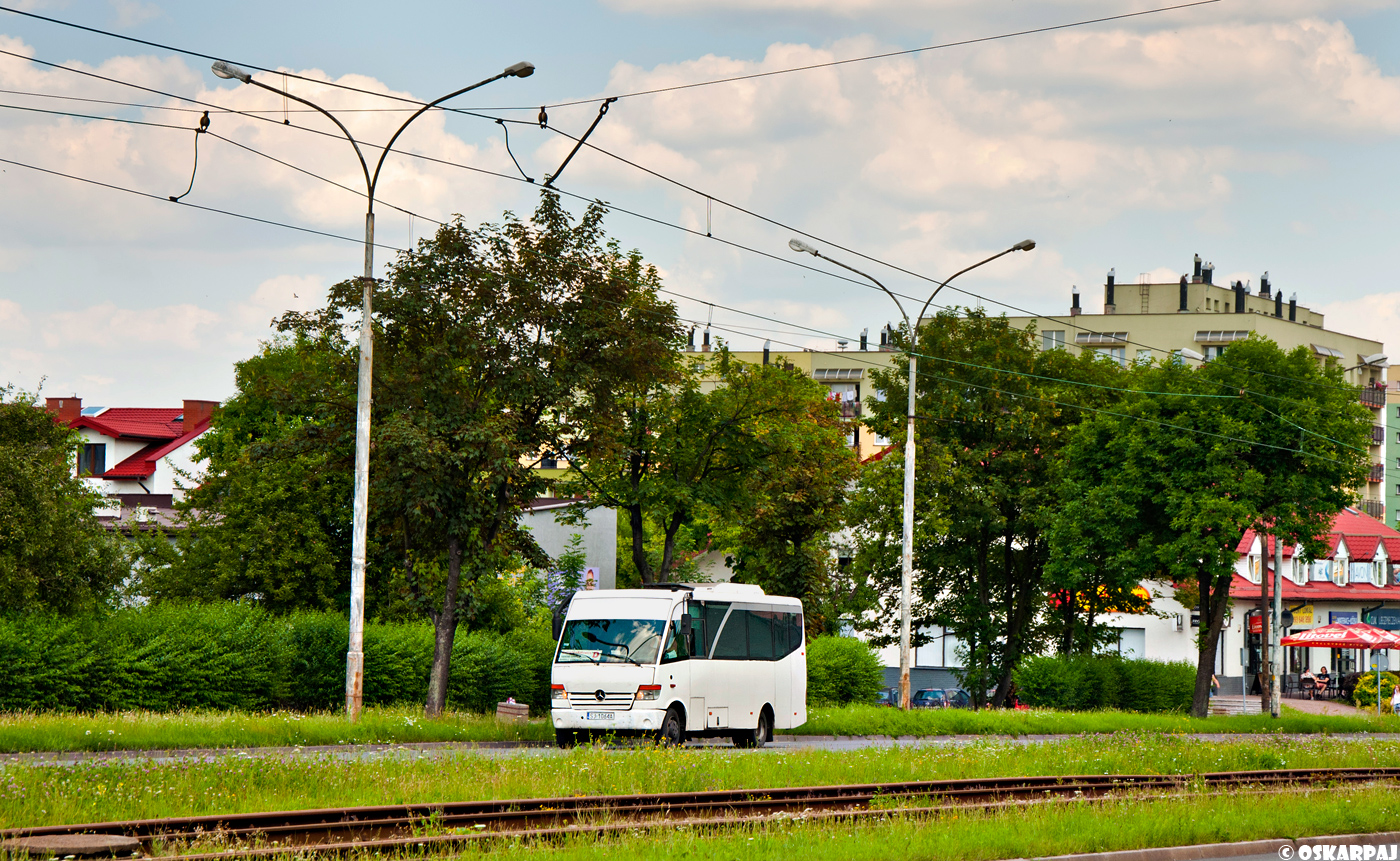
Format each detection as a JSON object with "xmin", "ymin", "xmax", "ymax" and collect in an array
[
  {"xmin": 678, "ymin": 613, "xmax": 695, "ymax": 655},
  {"xmin": 552, "ymin": 596, "xmax": 573, "ymax": 641}
]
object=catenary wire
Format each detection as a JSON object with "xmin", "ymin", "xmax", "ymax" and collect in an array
[
  {"xmin": 0, "ymin": 153, "xmax": 407, "ymax": 252},
  {"xmin": 7, "ymin": 22, "xmax": 1338, "ymax": 402},
  {"xmin": 0, "ymin": 43, "xmax": 1373, "ymax": 404},
  {"xmin": 1, "ymin": 63, "xmax": 1369, "ymax": 410},
  {"xmin": 0, "ymin": 2, "xmax": 1221, "ymax": 113},
  {"xmin": 0, "ymin": 100, "xmax": 445, "ymax": 226},
  {"xmin": 0, "ymin": 87, "xmax": 427, "ymax": 113},
  {"xmin": 544, "ymin": 123, "xmax": 1365, "ymax": 398},
  {"xmin": 0, "ymin": 141, "xmax": 1362, "ymax": 467}
]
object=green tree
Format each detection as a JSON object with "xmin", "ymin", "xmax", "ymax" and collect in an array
[
  {"xmin": 851, "ymin": 310, "xmax": 1128, "ymax": 707},
  {"xmin": 0, "ymin": 386, "xmax": 127, "ymax": 613},
  {"xmin": 725, "ymin": 367, "xmax": 858, "ymax": 616},
  {"xmin": 1052, "ymin": 337, "xmax": 1370, "ymax": 717},
  {"xmin": 279, "ymin": 191, "xmax": 682, "ymax": 715},
  {"xmin": 560, "ymin": 350, "xmax": 853, "ymax": 591},
  {"xmin": 134, "ymin": 338, "xmax": 354, "ymax": 612}
]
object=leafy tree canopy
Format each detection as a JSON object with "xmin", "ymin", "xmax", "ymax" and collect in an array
[{"xmin": 0, "ymin": 386, "xmax": 128, "ymax": 614}]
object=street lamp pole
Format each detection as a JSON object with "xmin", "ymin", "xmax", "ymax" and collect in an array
[
  {"xmin": 789, "ymin": 238, "xmax": 1034, "ymax": 709},
  {"xmin": 211, "ymin": 59, "xmax": 535, "ymax": 722}
]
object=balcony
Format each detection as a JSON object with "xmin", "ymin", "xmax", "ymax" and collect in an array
[
  {"xmin": 1360, "ymin": 384, "xmax": 1386, "ymax": 409},
  {"xmin": 1373, "ymin": 425, "xmax": 1387, "ymax": 446},
  {"xmin": 1369, "ymin": 463, "xmax": 1385, "ymax": 483},
  {"xmin": 1360, "ymin": 500, "xmax": 1386, "ymax": 520}
]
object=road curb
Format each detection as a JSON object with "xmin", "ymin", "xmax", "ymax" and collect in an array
[{"xmin": 1027, "ymin": 831, "xmax": 1400, "ymax": 861}]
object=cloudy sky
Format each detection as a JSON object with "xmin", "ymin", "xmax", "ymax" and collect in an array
[{"xmin": 2, "ymin": 0, "xmax": 1398, "ymax": 405}]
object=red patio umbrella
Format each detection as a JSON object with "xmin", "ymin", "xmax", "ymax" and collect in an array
[
  {"xmin": 1280, "ymin": 622, "xmax": 1400, "ymax": 649},
  {"xmin": 1280, "ymin": 623, "xmax": 1400, "ymax": 716}
]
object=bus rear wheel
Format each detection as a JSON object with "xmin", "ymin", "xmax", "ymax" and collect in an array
[
  {"xmin": 658, "ymin": 706, "xmax": 685, "ymax": 746},
  {"xmin": 732, "ymin": 709, "xmax": 770, "ymax": 749}
]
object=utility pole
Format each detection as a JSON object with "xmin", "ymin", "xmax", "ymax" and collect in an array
[{"xmin": 1271, "ymin": 535, "xmax": 1284, "ymax": 718}]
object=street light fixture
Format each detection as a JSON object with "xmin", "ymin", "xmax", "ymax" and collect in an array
[
  {"xmin": 790, "ymin": 237, "xmax": 1034, "ymax": 709},
  {"xmin": 212, "ymin": 58, "xmax": 534, "ymax": 722}
]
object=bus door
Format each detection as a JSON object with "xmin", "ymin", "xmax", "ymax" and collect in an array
[
  {"xmin": 659, "ymin": 602, "xmax": 693, "ymax": 719},
  {"xmin": 690, "ymin": 601, "xmax": 731, "ymax": 728}
]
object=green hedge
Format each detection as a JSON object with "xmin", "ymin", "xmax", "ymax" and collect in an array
[
  {"xmin": 0, "ymin": 604, "xmax": 553, "ymax": 714},
  {"xmin": 1012, "ymin": 654, "xmax": 1194, "ymax": 713},
  {"xmin": 806, "ymin": 636, "xmax": 885, "ymax": 706}
]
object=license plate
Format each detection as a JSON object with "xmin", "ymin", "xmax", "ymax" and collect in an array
[{"xmin": 585, "ymin": 711, "xmax": 615, "ymax": 721}]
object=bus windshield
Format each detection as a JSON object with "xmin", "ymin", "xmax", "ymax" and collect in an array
[{"xmin": 556, "ymin": 619, "xmax": 666, "ymax": 665}]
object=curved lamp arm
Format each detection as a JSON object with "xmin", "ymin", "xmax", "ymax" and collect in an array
[
  {"xmin": 915, "ymin": 239, "xmax": 1035, "ymax": 327},
  {"xmin": 213, "ymin": 61, "xmax": 372, "ymax": 198}
]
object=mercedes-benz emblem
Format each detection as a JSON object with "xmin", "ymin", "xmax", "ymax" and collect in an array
[{"xmin": 594, "ymin": 690, "xmax": 606, "ymax": 702}]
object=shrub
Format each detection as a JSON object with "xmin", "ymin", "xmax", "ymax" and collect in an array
[
  {"xmin": 806, "ymin": 636, "xmax": 884, "ymax": 706},
  {"xmin": 1350, "ymin": 671, "xmax": 1398, "ymax": 711},
  {"xmin": 0, "ymin": 603, "xmax": 549, "ymax": 714},
  {"xmin": 1013, "ymin": 654, "xmax": 1193, "ymax": 713}
]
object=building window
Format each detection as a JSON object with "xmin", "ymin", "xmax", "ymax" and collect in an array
[
  {"xmin": 1204, "ymin": 345, "xmax": 1226, "ymax": 361},
  {"xmin": 1095, "ymin": 347, "xmax": 1126, "ymax": 366},
  {"xmin": 78, "ymin": 443, "xmax": 105, "ymax": 476},
  {"xmin": 1042, "ymin": 330, "xmax": 1065, "ymax": 350},
  {"xmin": 1134, "ymin": 349, "xmax": 1153, "ymax": 365}
]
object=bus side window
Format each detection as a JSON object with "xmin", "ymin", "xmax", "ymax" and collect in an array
[
  {"xmin": 773, "ymin": 612, "xmax": 796, "ymax": 659},
  {"xmin": 748, "ymin": 611, "xmax": 776, "ymax": 660},
  {"xmin": 792, "ymin": 613, "xmax": 805, "ymax": 653},
  {"xmin": 700, "ymin": 602, "xmax": 729, "ymax": 658},
  {"xmin": 712, "ymin": 609, "xmax": 748, "ymax": 659}
]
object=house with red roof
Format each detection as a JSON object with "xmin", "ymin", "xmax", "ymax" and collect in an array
[
  {"xmin": 44, "ymin": 396, "xmax": 216, "ymax": 531},
  {"xmin": 1228, "ymin": 506, "xmax": 1400, "ymax": 687}
]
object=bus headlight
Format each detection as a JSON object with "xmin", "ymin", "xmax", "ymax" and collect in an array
[
  {"xmin": 551, "ymin": 684, "xmax": 568, "ymax": 701},
  {"xmin": 635, "ymin": 685, "xmax": 661, "ymax": 701}
]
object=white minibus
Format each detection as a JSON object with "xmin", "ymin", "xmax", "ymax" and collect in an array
[{"xmin": 550, "ymin": 583, "xmax": 806, "ymax": 747}]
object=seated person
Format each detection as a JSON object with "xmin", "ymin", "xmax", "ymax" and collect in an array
[
  {"xmin": 1316, "ymin": 667, "xmax": 1332, "ymax": 694},
  {"xmin": 1300, "ymin": 668, "xmax": 1317, "ymax": 698}
]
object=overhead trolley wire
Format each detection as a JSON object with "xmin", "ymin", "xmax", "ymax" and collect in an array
[
  {"xmin": 0, "ymin": 21, "xmax": 1370, "ymax": 402},
  {"xmin": 0, "ymin": 2, "xmax": 1221, "ymax": 114},
  {"xmin": 0, "ymin": 139, "xmax": 1360, "ymax": 467},
  {"xmin": 0, "ymin": 152, "xmax": 408, "ymax": 252}
]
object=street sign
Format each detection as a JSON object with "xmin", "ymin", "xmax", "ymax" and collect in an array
[
  {"xmin": 1280, "ymin": 610, "xmax": 1295, "ymax": 629},
  {"xmin": 1372, "ymin": 653, "xmax": 1390, "ymax": 672}
]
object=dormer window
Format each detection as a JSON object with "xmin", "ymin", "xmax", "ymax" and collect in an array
[{"xmin": 78, "ymin": 443, "xmax": 105, "ymax": 476}]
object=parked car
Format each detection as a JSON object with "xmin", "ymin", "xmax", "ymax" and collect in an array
[
  {"xmin": 874, "ymin": 687, "xmax": 902, "ymax": 707},
  {"xmin": 910, "ymin": 688, "xmax": 949, "ymax": 709},
  {"xmin": 945, "ymin": 689, "xmax": 972, "ymax": 708}
]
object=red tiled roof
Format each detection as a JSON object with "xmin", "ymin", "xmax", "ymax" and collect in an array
[
  {"xmin": 1229, "ymin": 572, "xmax": 1400, "ymax": 602},
  {"xmin": 98, "ymin": 421, "xmax": 211, "ymax": 480},
  {"xmin": 73, "ymin": 408, "xmax": 184, "ymax": 440},
  {"xmin": 1236, "ymin": 507, "xmax": 1400, "ymax": 563}
]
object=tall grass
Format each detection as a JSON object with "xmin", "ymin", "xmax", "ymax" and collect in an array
[
  {"xmin": 0, "ymin": 707, "xmax": 550, "ymax": 754},
  {"xmin": 5, "ymin": 734, "xmax": 1400, "ymax": 827},
  {"xmin": 790, "ymin": 703, "xmax": 1400, "ymax": 736}
]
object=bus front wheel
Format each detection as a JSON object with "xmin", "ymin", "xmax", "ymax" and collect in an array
[
  {"xmin": 555, "ymin": 729, "xmax": 579, "ymax": 748},
  {"xmin": 659, "ymin": 706, "xmax": 686, "ymax": 746}
]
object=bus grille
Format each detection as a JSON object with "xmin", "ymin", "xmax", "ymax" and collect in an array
[{"xmin": 569, "ymin": 690, "xmax": 635, "ymax": 711}]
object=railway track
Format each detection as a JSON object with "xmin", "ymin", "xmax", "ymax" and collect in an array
[{"xmin": 6, "ymin": 768, "xmax": 1399, "ymax": 858}]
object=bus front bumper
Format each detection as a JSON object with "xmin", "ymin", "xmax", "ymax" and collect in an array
[{"xmin": 551, "ymin": 707, "xmax": 667, "ymax": 733}]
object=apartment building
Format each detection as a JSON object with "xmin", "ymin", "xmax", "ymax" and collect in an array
[
  {"xmin": 991, "ymin": 254, "xmax": 1389, "ymax": 521},
  {"xmin": 682, "ymin": 328, "xmax": 902, "ymax": 463},
  {"xmin": 1390, "ymin": 384, "xmax": 1400, "ymax": 532}
]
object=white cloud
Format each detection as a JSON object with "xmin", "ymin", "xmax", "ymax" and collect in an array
[
  {"xmin": 1318, "ymin": 292, "xmax": 1400, "ymax": 350},
  {"xmin": 0, "ymin": 299, "xmax": 28, "ymax": 330},
  {"xmin": 43, "ymin": 301, "xmax": 220, "ymax": 350},
  {"xmin": 109, "ymin": 0, "xmax": 160, "ymax": 28}
]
